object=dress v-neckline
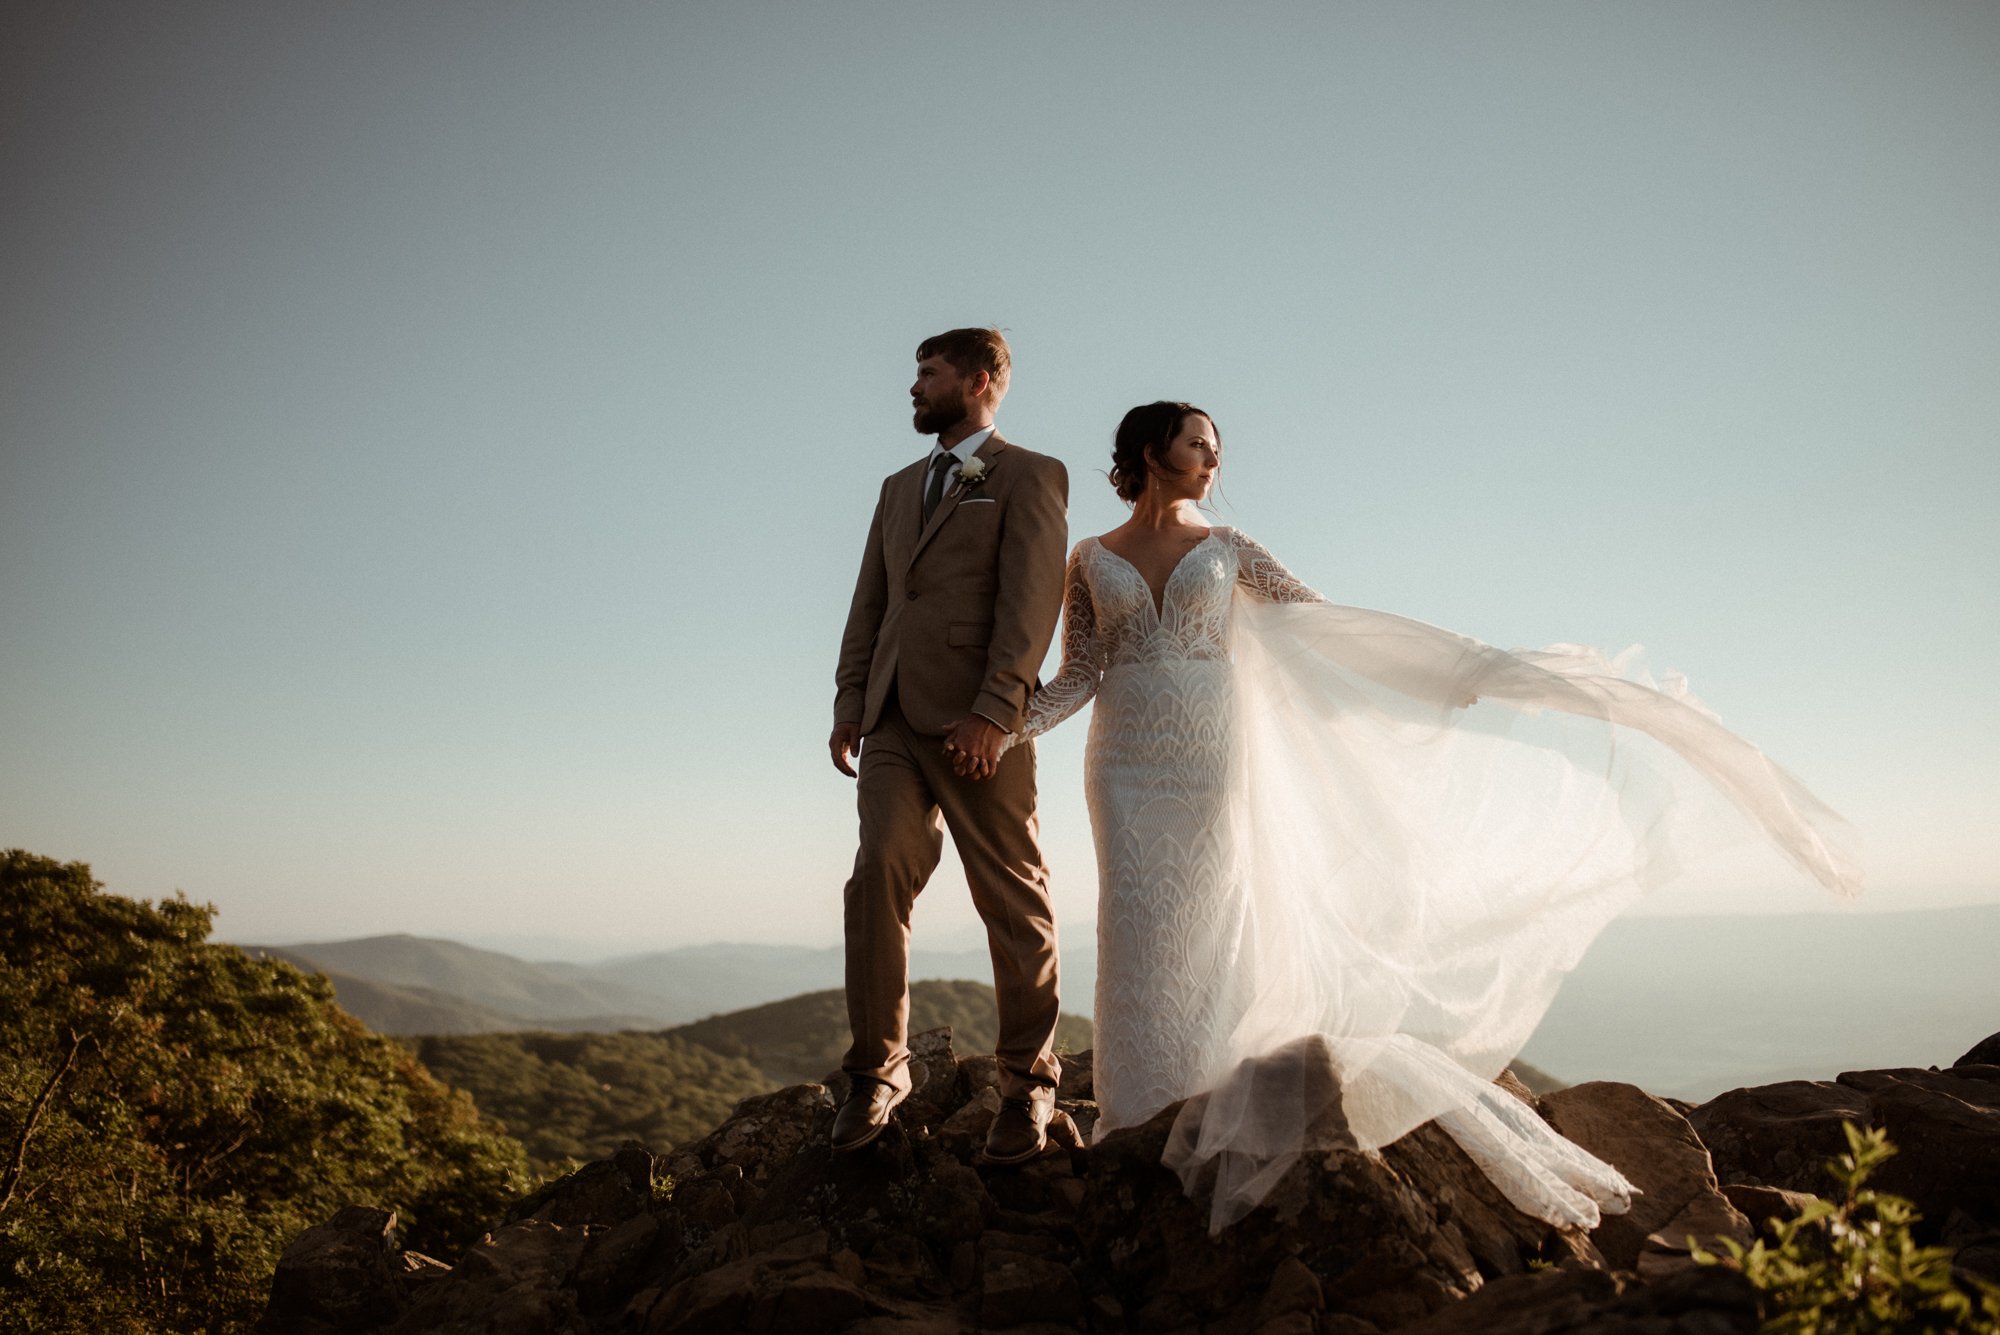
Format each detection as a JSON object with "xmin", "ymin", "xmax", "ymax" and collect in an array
[{"xmin": 1093, "ymin": 529, "xmax": 1222, "ymax": 620}]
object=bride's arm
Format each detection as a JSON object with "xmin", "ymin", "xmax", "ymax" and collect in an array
[
  {"xmin": 1013, "ymin": 545, "xmax": 1103, "ymax": 743},
  {"xmin": 1226, "ymin": 528, "xmax": 1493, "ymax": 708},
  {"xmin": 1224, "ymin": 529, "xmax": 1327, "ymax": 604}
]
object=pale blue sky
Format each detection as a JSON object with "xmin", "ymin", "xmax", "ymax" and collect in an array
[{"xmin": 3, "ymin": 2, "xmax": 1995, "ymax": 956}]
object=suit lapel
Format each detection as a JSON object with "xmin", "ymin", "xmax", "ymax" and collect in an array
[
  {"xmin": 882, "ymin": 455, "xmax": 929, "ymax": 572},
  {"xmin": 909, "ymin": 432, "xmax": 1007, "ymax": 568}
]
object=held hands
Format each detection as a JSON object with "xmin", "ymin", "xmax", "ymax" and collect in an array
[
  {"xmin": 829, "ymin": 722, "xmax": 862, "ymax": 778},
  {"xmin": 829, "ymin": 717, "xmax": 1009, "ymax": 780},
  {"xmin": 944, "ymin": 716, "xmax": 1008, "ymax": 781}
]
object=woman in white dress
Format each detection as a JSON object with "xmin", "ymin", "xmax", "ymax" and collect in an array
[{"xmin": 1013, "ymin": 402, "xmax": 1860, "ymax": 1233}]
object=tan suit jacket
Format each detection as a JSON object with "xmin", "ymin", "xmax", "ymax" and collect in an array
[{"xmin": 835, "ymin": 433, "xmax": 1069, "ymax": 737}]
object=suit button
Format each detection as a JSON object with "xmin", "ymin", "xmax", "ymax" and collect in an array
[{"xmin": 906, "ymin": 590, "xmax": 918, "ymax": 601}]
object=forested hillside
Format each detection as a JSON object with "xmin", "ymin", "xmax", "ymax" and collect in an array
[
  {"xmin": 405, "ymin": 1031, "xmax": 771, "ymax": 1176},
  {"xmin": 0, "ymin": 851, "xmax": 529, "ymax": 1335},
  {"xmin": 404, "ymin": 980, "xmax": 1097, "ymax": 1174}
]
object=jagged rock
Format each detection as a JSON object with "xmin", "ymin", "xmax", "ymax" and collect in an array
[
  {"xmin": 1076, "ymin": 1089, "xmax": 1563, "ymax": 1333},
  {"xmin": 1690, "ymin": 1065, "xmax": 2000, "ymax": 1245},
  {"xmin": 660, "ymin": 1083, "xmax": 834, "ymax": 1186},
  {"xmin": 939, "ymin": 1085, "xmax": 1003, "ymax": 1159},
  {"xmin": 383, "ymin": 1217, "xmax": 593, "ymax": 1334},
  {"xmin": 822, "ymin": 1027, "xmax": 968, "ymax": 1126},
  {"xmin": 1539, "ymin": 1081, "xmax": 1751, "ymax": 1272},
  {"xmin": 1835, "ymin": 1066, "xmax": 2000, "ymax": 1229},
  {"xmin": 574, "ymin": 1212, "xmax": 678, "ymax": 1314},
  {"xmin": 1719, "ymin": 1184, "xmax": 1819, "ymax": 1238},
  {"xmin": 1685, "ymin": 1079, "xmax": 1871, "ymax": 1193},
  {"xmin": 258, "ymin": 1046, "xmax": 2000, "ymax": 1335},
  {"xmin": 903, "ymin": 1026, "xmax": 967, "ymax": 1125},
  {"xmin": 1396, "ymin": 1263, "xmax": 1761, "ymax": 1334},
  {"xmin": 1379, "ymin": 1118, "xmax": 1581, "ymax": 1282},
  {"xmin": 961, "ymin": 1052, "xmax": 1003, "ymax": 1099},
  {"xmin": 981, "ymin": 1248, "xmax": 1081, "ymax": 1327},
  {"xmin": 1058, "ymin": 1047, "xmax": 1094, "ymax": 1100},
  {"xmin": 257, "ymin": 1205, "xmax": 411, "ymax": 1334},
  {"xmin": 510, "ymin": 1143, "xmax": 656, "ymax": 1228},
  {"xmin": 1944, "ymin": 1208, "xmax": 2000, "ymax": 1283},
  {"xmin": 1956, "ymin": 1031, "xmax": 2000, "ymax": 1069}
]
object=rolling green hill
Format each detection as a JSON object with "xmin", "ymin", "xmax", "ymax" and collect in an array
[
  {"xmin": 406, "ymin": 980, "xmax": 1096, "ymax": 1174},
  {"xmin": 666, "ymin": 978, "xmax": 1097, "ymax": 1086}
]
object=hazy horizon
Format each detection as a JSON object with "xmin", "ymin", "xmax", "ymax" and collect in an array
[{"xmin": 220, "ymin": 895, "xmax": 2000, "ymax": 966}]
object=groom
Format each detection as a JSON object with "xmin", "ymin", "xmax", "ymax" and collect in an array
[{"xmin": 828, "ymin": 327, "xmax": 1069, "ymax": 1163}]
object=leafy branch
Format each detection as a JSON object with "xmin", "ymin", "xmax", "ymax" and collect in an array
[{"xmin": 1693, "ymin": 1121, "xmax": 2000, "ymax": 1334}]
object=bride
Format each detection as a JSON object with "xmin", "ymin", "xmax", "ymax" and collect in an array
[{"xmin": 1012, "ymin": 401, "xmax": 1861, "ymax": 1233}]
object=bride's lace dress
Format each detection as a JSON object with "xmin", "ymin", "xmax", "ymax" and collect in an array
[{"xmin": 1019, "ymin": 527, "xmax": 1858, "ymax": 1233}]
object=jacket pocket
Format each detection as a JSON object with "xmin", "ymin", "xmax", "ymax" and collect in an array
[{"xmin": 947, "ymin": 621, "xmax": 993, "ymax": 648}]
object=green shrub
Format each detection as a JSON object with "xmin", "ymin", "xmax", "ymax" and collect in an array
[
  {"xmin": 0, "ymin": 851, "xmax": 530, "ymax": 1335},
  {"xmin": 1694, "ymin": 1121, "xmax": 2000, "ymax": 1334}
]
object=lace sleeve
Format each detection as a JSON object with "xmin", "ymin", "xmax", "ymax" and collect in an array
[
  {"xmin": 1224, "ymin": 528, "xmax": 1327, "ymax": 604},
  {"xmin": 1016, "ymin": 545, "xmax": 1102, "ymax": 742}
]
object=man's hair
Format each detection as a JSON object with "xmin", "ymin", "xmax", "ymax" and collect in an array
[{"xmin": 916, "ymin": 327, "xmax": 1011, "ymax": 398}]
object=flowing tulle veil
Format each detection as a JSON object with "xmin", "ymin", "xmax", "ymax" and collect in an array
[{"xmin": 1160, "ymin": 592, "xmax": 1861, "ymax": 1233}]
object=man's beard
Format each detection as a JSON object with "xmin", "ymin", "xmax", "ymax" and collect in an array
[{"xmin": 912, "ymin": 394, "xmax": 968, "ymax": 437}]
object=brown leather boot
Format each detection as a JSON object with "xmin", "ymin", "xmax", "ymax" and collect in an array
[
  {"xmin": 982, "ymin": 1094, "xmax": 1054, "ymax": 1165},
  {"xmin": 830, "ymin": 1077, "xmax": 907, "ymax": 1153}
]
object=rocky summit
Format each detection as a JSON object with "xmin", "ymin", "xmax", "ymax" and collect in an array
[{"xmin": 258, "ymin": 1028, "xmax": 2000, "ymax": 1334}]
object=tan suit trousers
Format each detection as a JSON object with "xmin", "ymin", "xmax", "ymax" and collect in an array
[{"xmin": 842, "ymin": 697, "xmax": 1062, "ymax": 1102}]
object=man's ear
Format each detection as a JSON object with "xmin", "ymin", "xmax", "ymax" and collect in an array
[{"xmin": 968, "ymin": 369, "xmax": 994, "ymax": 403}]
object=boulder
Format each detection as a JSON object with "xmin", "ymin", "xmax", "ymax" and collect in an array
[
  {"xmin": 659, "ymin": 1082, "xmax": 834, "ymax": 1187},
  {"xmin": 256, "ymin": 1205, "xmax": 411, "ymax": 1335},
  {"xmin": 509, "ymin": 1143, "xmax": 656, "ymax": 1228},
  {"xmin": 1539, "ymin": 1081, "xmax": 1751, "ymax": 1271},
  {"xmin": 1719, "ymin": 1184, "xmax": 1819, "ymax": 1238},
  {"xmin": 383, "ymin": 1218, "xmax": 592, "ymax": 1335},
  {"xmin": 257, "ymin": 1041, "xmax": 2000, "ymax": 1335},
  {"xmin": 1057, "ymin": 1047, "xmax": 1094, "ymax": 1101},
  {"xmin": 1685, "ymin": 1080, "xmax": 1870, "ymax": 1194},
  {"xmin": 1835, "ymin": 1066, "xmax": 2000, "ymax": 1231},
  {"xmin": 980, "ymin": 1248, "xmax": 1081, "ymax": 1328},
  {"xmin": 1955, "ymin": 1031, "xmax": 2000, "ymax": 1069},
  {"xmin": 1690, "ymin": 1065, "xmax": 2000, "ymax": 1244},
  {"xmin": 1396, "ymin": 1263, "xmax": 1760, "ymax": 1335},
  {"xmin": 1075, "ymin": 1085, "xmax": 1573, "ymax": 1334}
]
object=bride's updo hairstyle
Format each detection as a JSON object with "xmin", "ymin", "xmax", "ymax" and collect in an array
[{"xmin": 1109, "ymin": 400, "xmax": 1219, "ymax": 503}]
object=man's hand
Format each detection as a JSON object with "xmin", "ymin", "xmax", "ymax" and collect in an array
[
  {"xmin": 944, "ymin": 716, "xmax": 1008, "ymax": 781},
  {"xmin": 829, "ymin": 722, "xmax": 863, "ymax": 778}
]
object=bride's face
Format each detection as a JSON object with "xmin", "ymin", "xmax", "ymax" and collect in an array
[{"xmin": 1152, "ymin": 414, "xmax": 1220, "ymax": 501}]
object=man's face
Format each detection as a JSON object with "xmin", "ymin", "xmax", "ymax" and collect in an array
[{"xmin": 910, "ymin": 355, "xmax": 971, "ymax": 436}]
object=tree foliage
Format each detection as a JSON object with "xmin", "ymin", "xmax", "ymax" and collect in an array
[
  {"xmin": 0, "ymin": 851, "xmax": 530, "ymax": 1335},
  {"xmin": 406, "ymin": 1031, "xmax": 772, "ymax": 1176},
  {"xmin": 406, "ymin": 980, "xmax": 1097, "ymax": 1177},
  {"xmin": 1695, "ymin": 1121, "xmax": 2000, "ymax": 1334}
]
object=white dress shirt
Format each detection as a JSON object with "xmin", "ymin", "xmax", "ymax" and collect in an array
[{"xmin": 921, "ymin": 426, "xmax": 996, "ymax": 504}]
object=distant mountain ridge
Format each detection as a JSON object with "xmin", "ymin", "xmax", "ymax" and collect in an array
[
  {"xmin": 249, "ymin": 938, "xmax": 670, "ymax": 1029},
  {"xmin": 251, "ymin": 934, "xmax": 1006, "ymax": 1034},
  {"xmin": 249, "ymin": 902, "xmax": 2000, "ymax": 1099}
]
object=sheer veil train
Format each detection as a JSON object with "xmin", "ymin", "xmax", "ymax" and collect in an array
[{"xmin": 1160, "ymin": 588, "xmax": 1861, "ymax": 1231}]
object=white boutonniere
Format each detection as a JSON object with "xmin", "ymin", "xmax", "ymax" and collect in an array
[{"xmin": 953, "ymin": 455, "xmax": 990, "ymax": 491}]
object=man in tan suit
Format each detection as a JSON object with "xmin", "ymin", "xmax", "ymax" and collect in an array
[{"xmin": 828, "ymin": 327, "xmax": 1068, "ymax": 1162}]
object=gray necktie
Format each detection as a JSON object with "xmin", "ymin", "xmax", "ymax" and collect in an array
[{"xmin": 922, "ymin": 451, "xmax": 958, "ymax": 527}]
